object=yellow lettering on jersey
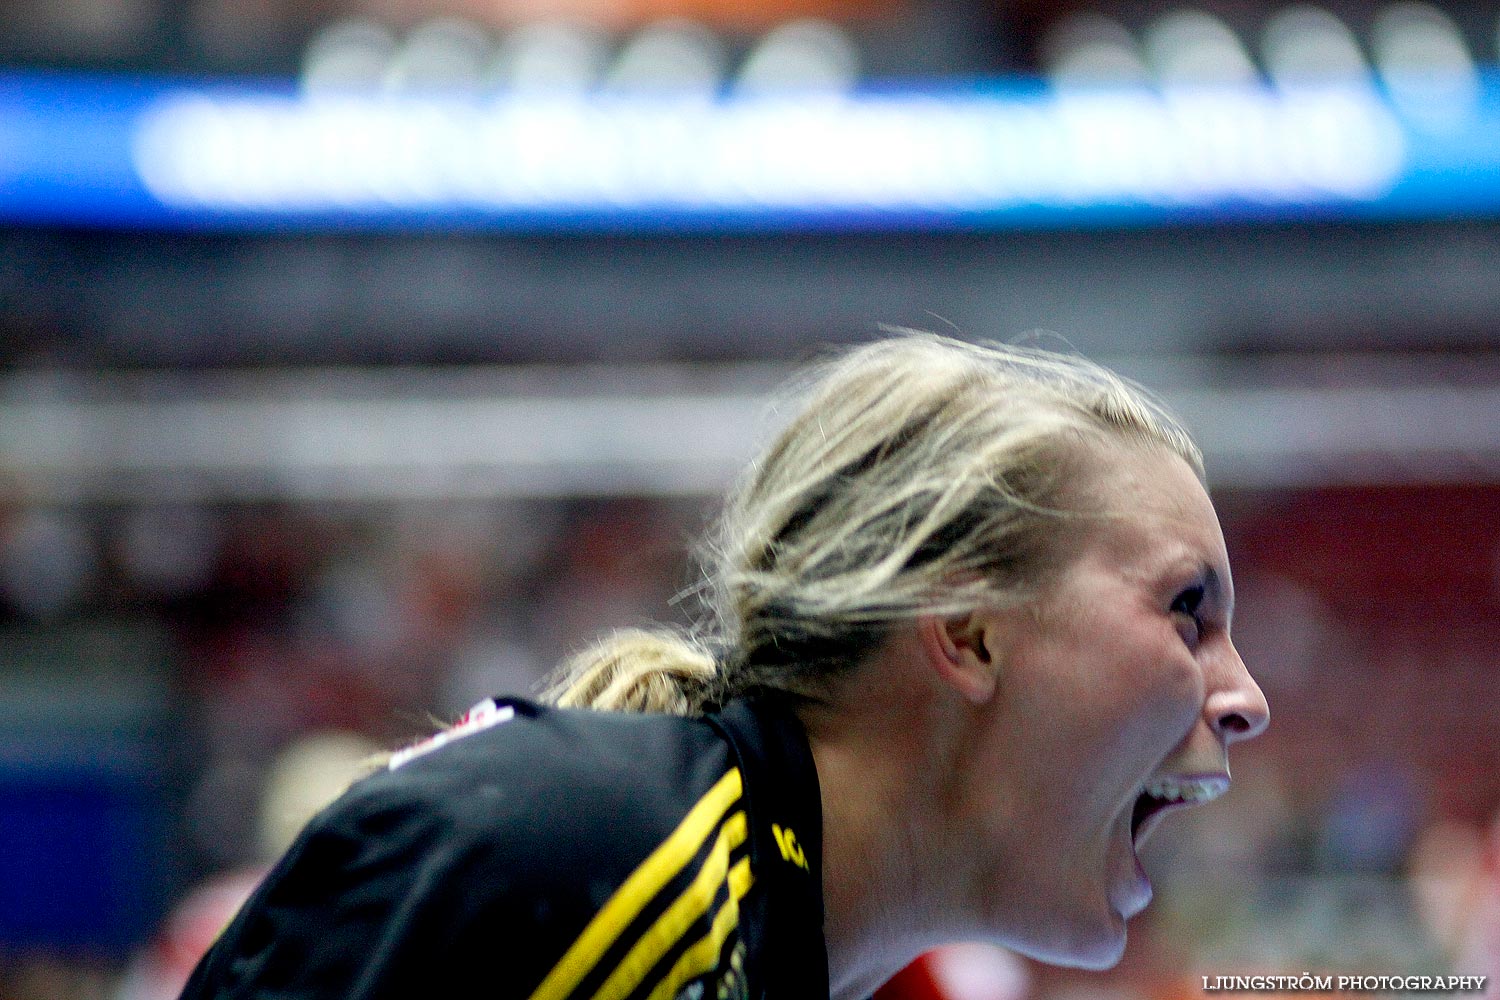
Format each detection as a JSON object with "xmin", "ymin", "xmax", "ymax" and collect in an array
[{"xmin": 770, "ymin": 823, "xmax": 807, "ymax": 870}]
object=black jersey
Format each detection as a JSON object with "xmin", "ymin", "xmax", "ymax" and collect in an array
[{"xmin": 179, "ymin": 696, "xmax": 830, "ymax": 1000}]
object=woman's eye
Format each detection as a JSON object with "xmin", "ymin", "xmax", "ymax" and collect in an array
[{"xmin": 1170, "ymin": 585, "xmax": 1206, "ymax": 642}]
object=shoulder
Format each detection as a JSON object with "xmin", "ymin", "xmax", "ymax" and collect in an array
[
  {"xmin": 312, "ymin": 697, "xmax": 748, "ymax": 917},
  {"xmin": 365, "ymin": 698, "xmax": 741, "ymax": 865},
  {"xmin": 186, "ymin": 700, "xmax": 758, "ymax": 1000}
]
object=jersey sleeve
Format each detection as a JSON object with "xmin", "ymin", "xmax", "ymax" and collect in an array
[{"xmin": 180, "ymin": 706, "xmax": 758, "ymax": 1000}]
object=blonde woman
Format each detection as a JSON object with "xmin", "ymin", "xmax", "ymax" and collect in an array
[{"xmin": 181, "ymin": 333, "xmax": 1268, "ymax": 1000}]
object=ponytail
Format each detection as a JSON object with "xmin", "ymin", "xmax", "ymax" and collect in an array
[{"xmin": 543, "ymin": 628, "xmax": 721, "ymax": 715}]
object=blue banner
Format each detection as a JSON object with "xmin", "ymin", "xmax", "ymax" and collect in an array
[{"xmin": 4, "ymin": 69, "xmax": 1500, "ymax": 231}]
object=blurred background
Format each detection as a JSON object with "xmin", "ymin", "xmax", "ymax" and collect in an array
[{"xmin": 2, "ymin": 0, "xmax": 1500, "ymax": 998}]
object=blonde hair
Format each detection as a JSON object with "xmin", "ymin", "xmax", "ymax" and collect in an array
[{"xmin": 546, "ymin": 331, "xmax": 1201, "ymax": 715}]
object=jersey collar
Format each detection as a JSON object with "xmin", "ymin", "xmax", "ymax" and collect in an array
[{"xmin": 709, "ymin": 696, "xmax": 830, "ymax": 1000}]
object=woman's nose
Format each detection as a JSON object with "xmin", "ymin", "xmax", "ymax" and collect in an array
[{"xmin": 1206, "ymin": 642, "xmax": 1270, "ymax": 745}]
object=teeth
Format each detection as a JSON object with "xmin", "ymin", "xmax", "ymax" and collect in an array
[{"xmin": 1141, "ymin": 776, "xmax": 1227, "ymax": 804}]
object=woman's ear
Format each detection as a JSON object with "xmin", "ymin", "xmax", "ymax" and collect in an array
[{"xmin": 917, "ymin": 611, "xmax": 999, "ymax": 704}]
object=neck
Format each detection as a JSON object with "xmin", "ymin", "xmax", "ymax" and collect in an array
[
  {"xmin": 798, "ymin": 640, "xmax": 974, "ymax": 1000},
  {"xmin": 809, "ymin": 732, "xmax": 921, "ymax": 1000}
]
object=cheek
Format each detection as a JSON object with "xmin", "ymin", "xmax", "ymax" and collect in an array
[
  {"xmin": 1125, "ymin": 646, "xmax": 1204, "ymax": 750},
  {"xmin": 999, "ymin": 620, "xmax": 1205, "ymax": 802},
  {"xmin": 1079, "ymin": 629, "xmax": 1205, "ymax": 761}
]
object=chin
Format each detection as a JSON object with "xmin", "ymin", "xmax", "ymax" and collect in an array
[
  {"xmin": 1063, "ymin": 935, "xmax": 1127, "ymax": 972},
  {"xmin": 1010, "ymin": 911, "xmax": 1127, "ymax": 971}
]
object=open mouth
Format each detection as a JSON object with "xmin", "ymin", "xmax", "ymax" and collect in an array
[{"xmin": 1130, "ymin": 775, "xmax": 1229, "ymax": 845}]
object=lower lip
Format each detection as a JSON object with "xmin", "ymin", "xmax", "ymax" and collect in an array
[
  {"xmin": 1130, "ymin": 844, "xmax": 1152, "ymax": 913},
  {"xmin": 1115, "ymin": 832, "xmax": 1154, "ymax": 919}
]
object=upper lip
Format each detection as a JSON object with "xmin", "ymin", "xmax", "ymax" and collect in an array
[{"xmin": 1130, "ymin": 772, "xmax": 1230, "ymax": 845}]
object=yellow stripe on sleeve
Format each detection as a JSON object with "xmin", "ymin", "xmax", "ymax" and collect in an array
[
  {"xmin": 589, "ymin": 811, "xmax": 749, "ymax": 1000},
  {"xmin": 645, "ymin": 856, "xmax": 755, "ymax": 1000},
  {"xmin": 527, "ymin": 768, "xmax": 743, "ymax": 1000}
]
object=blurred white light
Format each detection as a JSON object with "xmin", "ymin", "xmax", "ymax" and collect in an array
[
  {"xmin": 1040, "ymin": 13, "xmax": 1150, "ymax": 88},
  {"xmin": 926, "ymin": 944, "xmax": 1029, "ymax": 1000},
  {"xmin": 117, "ymin": 506, "xmax": 222, "ymax": 596},
  {"xmin": 1143, "ymin": 10, "xmax": 1259, "ymax": 86},
  {"xmin": 1262, "ymin": 6, "xmax": 1369, "ymax": 87},
  {"xmin": 604, "ymin": 19, "xmax": 726, "ymax": 96},
  {"xmin": 383, "ymin": 17, "xmax": 492, "ymax": 94},
  {"xmin": 258, "ymin": 732, "xmax": 383, "ymax": 860},
  {"xmin": 301, "ymin": 19, "xmax": 398, "ymax": 94},
  {"xmin": 0, "ymin": 511, "xmax": 95, "ymax": 618},
  {"xmin": 132, "ymin": 87, "xmax": 1405, "ymax": 215},
  {"xmin": 734, "ymin": 19, "xmax": 861, "ymax": 95},
  {"xmin": 6, "ymin": 367, "xmax": 1500, "ymax": 500},
  {"xmin": 489, "ymin": 22, "xmax": 609, "ymax": 94},
  {"xmin": 1372, "ymin": 3, "xmax": 1478, "ymax": 113}
]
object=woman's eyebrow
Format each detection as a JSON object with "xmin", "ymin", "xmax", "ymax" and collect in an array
[{"xmin": 1202, "ymin": 564, "xmax": 1233, "ymax": 615}]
